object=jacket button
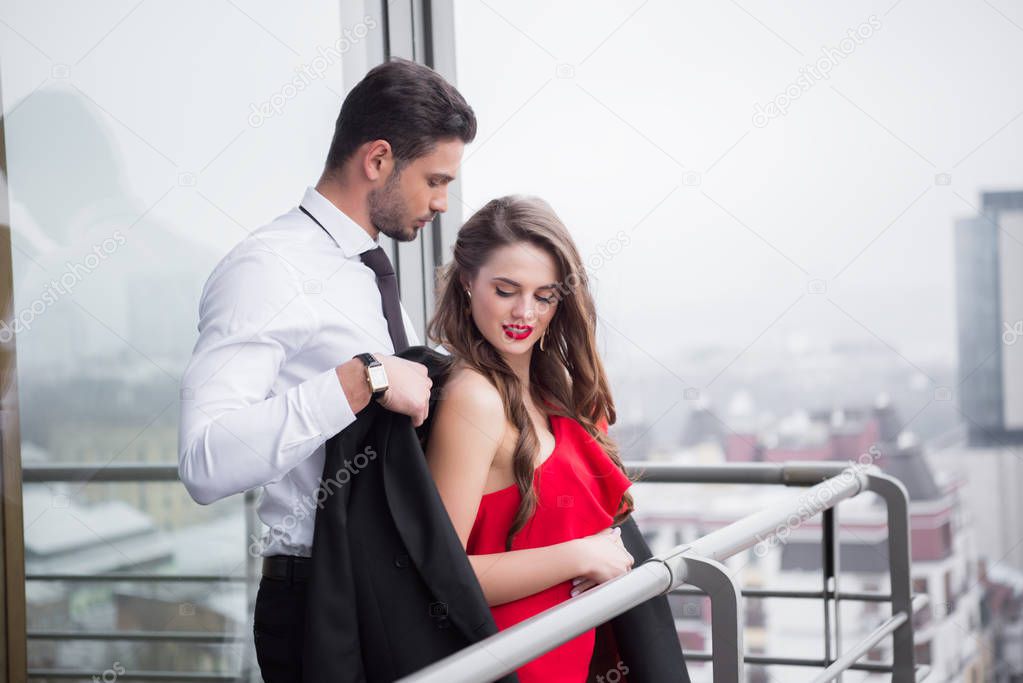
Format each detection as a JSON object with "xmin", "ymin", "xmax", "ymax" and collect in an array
[
  {"xmin": 394, "ymin": 553, "xmax": 410, "ymax": 568},
  {"xmin": 429, "ymin": 602, "xmax": 451, "ymax": 629}
]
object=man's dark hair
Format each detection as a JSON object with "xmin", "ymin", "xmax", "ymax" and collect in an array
[{"xmin": 325, "ymin": 58, "xmax": 476, "ymax": 172}]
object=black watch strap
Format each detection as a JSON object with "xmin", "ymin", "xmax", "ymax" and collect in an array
[
  {"xmin": 355, "ymin": 352, "xmax": 380, "ymax": 368},
  {"xmin": 354, "ymin": 353, "xmax": 387, "ymax": 399}
]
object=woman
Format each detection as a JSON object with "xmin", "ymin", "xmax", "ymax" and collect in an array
[{"xmin": 424, "ymin": 195, "xmax": 637, "ymax": 682}]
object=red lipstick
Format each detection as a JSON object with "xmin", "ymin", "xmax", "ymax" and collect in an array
[{"xmin": 502, "ymin": 324, "xmax": 534, "ymax": 340}]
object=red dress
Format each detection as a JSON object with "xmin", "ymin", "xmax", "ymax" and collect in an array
[{"xmin": 465, "ymin": 414, "xmax": 632, "ymax": 683}]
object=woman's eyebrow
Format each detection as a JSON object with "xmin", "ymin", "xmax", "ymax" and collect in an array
[{"xmin": 491, "ymin": 276, "xmax": 558, "ymax": 289}]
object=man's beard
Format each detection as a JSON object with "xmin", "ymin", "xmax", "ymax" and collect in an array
[{"xmin": 368, "ymin": 167, "xmax": 417, "ymax": 243}]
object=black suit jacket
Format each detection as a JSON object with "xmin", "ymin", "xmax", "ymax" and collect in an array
[{"xmin": 302, "ymin": 345, "xmax": 689, "ymax": 683}]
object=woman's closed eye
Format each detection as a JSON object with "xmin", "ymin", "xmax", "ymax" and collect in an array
[{"xmin": 496, "ymin": 288, "xmax": 556, "ymax": 304}]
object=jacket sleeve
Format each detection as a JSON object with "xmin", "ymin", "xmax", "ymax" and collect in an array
[{"xmin": 178, "ymin": 249, "xmax": 357, "ymax": 504}]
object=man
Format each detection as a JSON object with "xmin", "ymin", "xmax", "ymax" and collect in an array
[{"xmin": 177, "ymin": 58, "xmax": 476, "ymax": 681}]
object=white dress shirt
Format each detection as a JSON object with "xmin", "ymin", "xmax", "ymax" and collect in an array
[{"xmin": 178, "ymin": 186, "xmax": 420, "ymax": 557}]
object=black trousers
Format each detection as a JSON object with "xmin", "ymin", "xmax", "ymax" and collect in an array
[{"xmin": 253, "ymin": 574, "xmax": 307, "ymax": 682}]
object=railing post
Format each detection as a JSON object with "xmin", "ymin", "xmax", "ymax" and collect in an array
[
  {"xmin": 243, "ymin": 489, "xmax": 261, "ymax": 683},
  {"xmin": 680, "ymin": 555, "xmax": 743, "ymax": 683},
  {"xmin": 822, "ymin": 506, "xmax": 841, "ymax": 680},
  {"xmin": 864, "ymin": 472, "xmax": 915, "ymax": 681}
]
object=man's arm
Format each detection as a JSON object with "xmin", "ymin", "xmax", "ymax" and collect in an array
[{"xmin": 177, "ymin": 249, "xmax": 363, "ymax": 505}]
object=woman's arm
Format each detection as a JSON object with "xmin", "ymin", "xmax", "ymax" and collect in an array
[
  {"xmin": 425, "ymin": 369, "xmax": 585, "ymax": 606},
  {"xmin": 466, "ymin": 545, "xmax": 584, "ymax": 606}
]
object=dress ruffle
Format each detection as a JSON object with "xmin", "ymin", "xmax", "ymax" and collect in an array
[{"xmin": 547, "ymin": 415, "xmax": 632, "ymax": 522}]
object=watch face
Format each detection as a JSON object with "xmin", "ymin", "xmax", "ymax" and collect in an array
[{"xmin": 368, "ymin": 365, "xmax": 387, "ymax": 388}]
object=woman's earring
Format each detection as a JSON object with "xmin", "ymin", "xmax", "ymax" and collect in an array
[{"xmin": 465, "ymin": 289, "xmax": 472, "ymax": 312}]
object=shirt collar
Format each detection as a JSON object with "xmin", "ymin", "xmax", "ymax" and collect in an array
[{"xmin": 299, "ymin": 186, "xmax": 379, "ymax": 258}]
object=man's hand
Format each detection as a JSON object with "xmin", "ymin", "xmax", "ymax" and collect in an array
[
  {"xmin": 336, "ymin": 354, "xmax": 432, "ymax": 426},
  {"xmin": 376, "ymin": 354, "xmax": 432, "ymax": 426}
]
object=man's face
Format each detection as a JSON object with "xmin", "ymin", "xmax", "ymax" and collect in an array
[{"xmin": 368, "ymin": 138, "xmax": 464, "ymax": 242}]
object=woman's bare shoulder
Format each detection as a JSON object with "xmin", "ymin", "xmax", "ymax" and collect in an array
[{"xmin": 435, "ymin": 363, "xmax": 507, "ymax": 444}]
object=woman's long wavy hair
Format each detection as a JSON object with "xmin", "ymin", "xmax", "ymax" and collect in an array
[{"xmin": 427, "ymin": 195, "xmax": 634, "ymax": 551}]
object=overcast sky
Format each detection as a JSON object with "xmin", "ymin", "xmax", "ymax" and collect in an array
[
  {"xmin": 2, "ymin": 0, "xmax": 1021, "ymax": 379},
  {"xmin": 452, "ymin": 0, "xmax": 1023, "ymax": 370}
]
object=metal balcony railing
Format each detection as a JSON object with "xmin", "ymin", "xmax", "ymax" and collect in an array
[
  {"xmin": 24, "ymin": 463, "xmax": 260, "ymax": 683},
  {"xmin": 23, "ymin": 461, "xmax": 925, "ymax": 682},
  {"xmin": 400, "ymin": 462, "xmax": 927, "ymax": 683}
]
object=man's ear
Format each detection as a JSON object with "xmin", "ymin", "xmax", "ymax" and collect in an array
[{"xmin": 361, "ymin": 139, "xmax": 393, "ymax": 182}]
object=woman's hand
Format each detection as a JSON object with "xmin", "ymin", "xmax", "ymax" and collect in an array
[{"xmin": 569, "ymin": 526, "xmax": 633, "ymax": 597}]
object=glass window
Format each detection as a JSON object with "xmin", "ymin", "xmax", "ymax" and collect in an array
[{"xmin": 2, "ymin": 2, "xmax": 381, "ymax": 676}]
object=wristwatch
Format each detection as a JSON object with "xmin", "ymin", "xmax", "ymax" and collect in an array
[{"xmin": 355, "ymin": 352, "xmax": 389, "ymax": 399}]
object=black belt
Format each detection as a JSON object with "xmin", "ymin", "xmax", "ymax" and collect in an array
[{"xmin": 262, "ymin": 554, "xmax": 312, "ymax": 582}]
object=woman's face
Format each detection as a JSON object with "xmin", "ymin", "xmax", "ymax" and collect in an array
[{"xmin": 465, "ymin": 242, "xmax": 561, "ymax": 357}]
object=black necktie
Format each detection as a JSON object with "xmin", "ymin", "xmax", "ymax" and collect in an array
[
  {"xmin": 359, "ymin": 246, "xmax": 410, "ymax": 353},
  {"xmin": 300, "ymin": 205, "xmax": 409, "ymax": 353}
]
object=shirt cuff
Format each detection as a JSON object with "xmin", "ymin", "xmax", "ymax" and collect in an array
[{"xmin": 305, "ymin": 365, "xmax": 357, "ymax": 438}]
